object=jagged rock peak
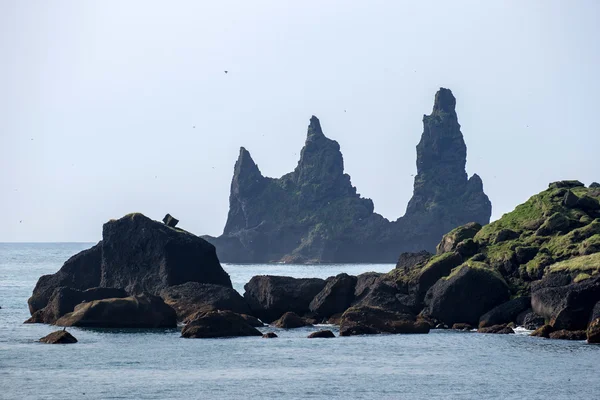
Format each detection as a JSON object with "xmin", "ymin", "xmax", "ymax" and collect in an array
[
  {"xmin": 307, "ymin": 115, "xmax": 325, "ymax": 139},
  {"xmin": 432, "ymin": 87, "xmax": 456, "ymax": 114}
]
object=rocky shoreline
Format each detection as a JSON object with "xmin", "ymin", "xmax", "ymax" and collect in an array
[{"xmin": 29, "ymin": 180, "xmax": 600, "ymax": 345}]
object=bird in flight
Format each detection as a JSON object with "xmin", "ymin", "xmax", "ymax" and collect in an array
[{"xmin": 224, "ymin": 70, "xmax": 228, "ymax": 74}]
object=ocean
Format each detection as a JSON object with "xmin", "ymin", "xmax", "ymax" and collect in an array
[{"xmin": 0, "ymin": 243, "xmax": 598, "ymax": 400}]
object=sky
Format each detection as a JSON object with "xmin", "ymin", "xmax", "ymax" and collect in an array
[{"xmin": 1, "ymin": 0, "xmax": 599, "ymax": 242}]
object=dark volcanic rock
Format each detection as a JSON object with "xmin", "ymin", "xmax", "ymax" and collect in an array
[
  {"xmin": 395, "ymin": 251, "xmax": 432, "ymax": 270},
  {"xmin": 477, "ymin": 324, "xmax": 515, "ymax": 334},
  {"xmin": 239, "ymin": 314, "xmax": 264, "ymax": 327},
  {"xmin": 417, "ymin": 252, "xmax": 463, "ymax": 296},
  {"xmin": 26, "ymin": 287, "xmax": 128, "ymax": 324},
  {"xmin": 354, "ymin": 272, "xmax": 384, "ymax": 300},
  {"xmin": 309, "ymin": 273, "xmax": 357, "ymax": 319},
  {"xmin": 39, "ymin": 330, "xmax": 77, "ymax": 344},
  {"xmin": 100, "ymin": 213, "xmax": 232, "ymax": 293},
  {"xmin": 272, "ymin": 312, "xmax": 312, "ymax": 329},
  {"xmin": 339, "ymin": 306, "xmax": 430, "ymax": 336},
  {"xmin": 28, "ymin": 213, "xmax": 232, "ymax": 317},
  {"xmin": 548, "ymin": 181, "xmax": 585, "ymax": 190},
  {"xmin": 516, "ymin": 309, "xmax": 545, "ymax": 330},
  {"xmin": 588, "ymin": 318, "xmax": 600, "ymax": 343},
  {"xmin": 531, "ymin": 275, "xmax": 600, "ymax": 331},
  {"xmin": 452, "ymin": 323, "xmax": 473, "ymax": 331},
  {"xmin": 548, "ymin": 329, "xmax": 587, "ymax": 340},
  {"xmin": 308, "ymin": 330, "xmax": 335, "ymax": 338},
  {"xmin": 478, "ymin": 297, "xmax": 531, "ymax": 328},
  {"xmin": 424, "ymin": 265, "xmax": 510, "ymax": 326},
  {"xmin": 262, "ymin": 332, "xmax": 278, "ymax": 338},
  {"xmin": 530, "ymin": 324, "xmax": 555, "ymax": 338},
  {"xmin": 206, "ymin": 88, "xmax": 491, "ymax": 263},
  {"xmin": 28, "ymin": 242, "xmax": 103, "ymax": 315},
  {"xmin": 436, "ymin": 223, "xmax": 482, "ymax": 254},
  {"xmin": 243, "ymin": 276, "xmax": 326, "ymax": 322},
  {"xmin": 160, "ymin": 282, "xmax": 250, "ymax": 321},
  {"xmin": 55, "ymin": 293, "xmax": 177, "ymax": 328},
  {"xmin": 181, "ymin": 310, "xmax": 262, "ymax": 339},
  {"xmin": 352, "ymin": 279, "xmax": 417, "ymax": 314}
]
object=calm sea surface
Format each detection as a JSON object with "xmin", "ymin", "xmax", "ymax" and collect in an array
[{"xmin": 0, "ymin": 243, "xmax": 598, "ymax": 400}]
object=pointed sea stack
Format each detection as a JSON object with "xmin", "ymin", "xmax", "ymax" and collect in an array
[{"xmin": 205, "ymin": 89, "xmax": 491, "ymax": 263}]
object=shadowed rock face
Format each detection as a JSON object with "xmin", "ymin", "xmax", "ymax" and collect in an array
[
  {"xmin": 206, "ymin": 88, "xmax": 491, "ymax": 263},
  {"xmin": 28, "ymin": 213, "xmax": 232, "ymax": 317}
]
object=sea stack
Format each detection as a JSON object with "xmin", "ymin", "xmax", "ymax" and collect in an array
[{"xmin": 205, "ymin": 88, "xmax": 491, "ymax": 263}]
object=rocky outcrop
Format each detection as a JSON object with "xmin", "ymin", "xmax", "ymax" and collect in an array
[
  {"xmin": 206, "ymin": 88, "xmax": 491, "ymax": 263},
  {"xmin": 548, "ymin": 330, "xmax": 587, "ymax": 340},
  {"xmin": 272, "ymin": 312, "xmax": 312, "ymax": 328},
  {"xmin": 28, "ymin": 242, "xmax": 103, "ymax": 315},
  {"xmin": 27, "ymin": 213, "xmax": 232, "ymax": 319},
  {"xmin": 243, "ymin": 276, "xmax": 326, "ymax": 322},
  {"xmin": 26, "ymin": 287, "xmax": 127, "ymax": 324},
  {"xmin": 424, "ymin": 265, "xmax": 509, "ymax": 326},
  {"xmin": 262, "ymin": 332, "xmax": 278, "ymax": 338},
  {"xmin": 308, "ymin": 330, "xmax": 335, "ymax": 338},
  {"xmin": 309, "ymin": 273, "xmax": 357, "ymax": 319},
  {"xmin": 160, "ymin": 282, "xmax": 250, "ymax": 321},
  {"xmin": 477, "ymin": 324, "xmax": 515, "ymax": 334},
  {"xmin": 55, "ymin": 293, "xmax": 177, "ymax": 328},
  {"xmin": 478, "ymin": 297, "xmax": 531, "ymax": 328},
  {"xmin": 181, "ymin": 310, "xmax": 262, "ymax": 339},
  {"xmin": 532, "ymin": 275, "xmax": 600, "ymax": 331},
  {"xmin": 39, "ymin": 330, "xmax": 78, "ymax": 344},
  {"xmin": 338, "ymin": 306, "xmax": 430, "ymax": 336},
  {"xmin": 531, "ymin": 325, "xmax": 555, "ymax": 338}
]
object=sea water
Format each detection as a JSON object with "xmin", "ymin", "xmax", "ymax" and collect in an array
[{"xmin": 0, "ymin": 243, "xmax": 598, "ymax": 400}]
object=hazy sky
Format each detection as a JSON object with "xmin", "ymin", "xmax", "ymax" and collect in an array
[{"xmin": 1, "ymin": 1, "xmax": 599, "ymax": 242}]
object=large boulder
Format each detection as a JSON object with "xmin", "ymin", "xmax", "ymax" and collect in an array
[
  {"xmin": 100, "ymin": 213, "xmax": 232, "ymax": 293},
  {"xmin": 55, "ymin": 293, "xmax": 177, "ymax": 328},
  {"xmin": 160, "ymin": 282, "xmax": 251, "ymax": 321},
  {"xmin": 477, "ymin": 324, "xmax": 515, "ymax": 334},
  {"xmin": 531, "ymin": 275, "xmax": 600, "ymax": 331},
  {"xmin": 548, "ymin": 330, "xmax": 587, "ymax": 340},
  {"xmin": 26, "ymin": 287, "xmax": 127, "ymax": 324},
  {"xmin": 478, "ymin": 297, "xmax": 531, "ymax": 328},
  {"xmin": 308, "ymin": 330, "xmax": 335, "ymax": 338},
  {"xmin": 28, "ymin": 242, "xmax": 103, "ymax": 314},
  {"xmin": 243, "ymin": 276, "xmax": 326, "ymax": 322},
  {"xmin": 352, "ymin": 279, "xmax": 418, "ymax": 314},
  {"xmin": 308, "ymin": 273, "xmax": 357, "ymax": 319},
  {"xmin": 436, "ymin": 223, "xmax": 482, "ymax": 254},
  {"xmin": 272, "ymin": 312, "xmax": 312, "ymax": 328},
  {"xmin": 395, "ymin": 251, "xmax": 432, "ymax": 270},
  {"xmin": 181, "ymin": 310, "xmax": 262, "ymax": 338},
  {"xmin": 417, "ymin": 252, "xmax": 463, "ymax": 295},
  {"xmin": 339, "ymin": 306, "xmax": 430, "ymax": 336},
  {"xmin": 531, "ymin": 324, "xmax": 555, "ymax": 338},
  {"xmin": 28, "ymin": 213, "xmax": 233, "ymax": 317},
  {"xmin": 424, "ymin": 265, "xmax": 510, "ymax": 326},
  {"xmin": 39, "ymin": 330, "xmax": 78, "ymax": 344},
  {"xmin": 354, "ymin": 272, "xmax": 384, "ymax": 300},
  {"xmin": 516, "ymin": 309, "xmax": 545, "ymax": 330}
]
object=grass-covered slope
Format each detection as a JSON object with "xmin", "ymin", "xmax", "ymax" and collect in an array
[{"xmin": 388, "ymin": 181, "xmax": 600, "ymax": 297}]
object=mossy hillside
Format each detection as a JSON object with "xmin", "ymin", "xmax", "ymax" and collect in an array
[{"xmin": 547, "ymin": 252, "xmax": 600, "ymax": 278}]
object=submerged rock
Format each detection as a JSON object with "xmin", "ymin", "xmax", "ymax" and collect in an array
[
  {"xmin": 451, "ymin": 323, "xmax": 473, "ymax": 331},
  {"xmin": 39, "ymin": 330, "xmax": 77, "ymax": 344},
  {"xmin": 262, "ymin": 332, "xmax": 278, "ymax": 339},
  {"xmin": 243, "ymin": 276, "xmax": 326, "ymax": 323},
  {"xmin": 308, "ymin": 330, "xmax": 335, "ymax": 338},
  {"xmin": 181, "ymin": 310, "xmax": 262, "ymax": 339},
  {"xmin": 477, "ymin": 324, "xmax": 515, "ymax": 334},
  {"xmin": 548, "ymin": 330, "xmax": 587, "ymax": 341},
  {"xmin": 272, "ymin": 312, "xmax": 312, "ymax": 329},
  {"xmin": 206, "ymin": 88, "xmax": 491, "ymax": 263},
  {"xmin": 55, "ymin": 293, "xmax": 177, "ymax": 328},
  {"xmin": 530, "ymin": 325, "xmax": 555, "ymax": 338},
  {"xmin": 339, "ymin": 306, "xmax": 430, "ymax": 336}
]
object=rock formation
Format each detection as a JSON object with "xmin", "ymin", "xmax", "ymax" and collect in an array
[
  {"xmin": 27, "ymin": 213, "xmax": 233, "ymax": 322},
  {"xmin": 206, "ymin": 88, "xmax": 491, "ymax": 263}
]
